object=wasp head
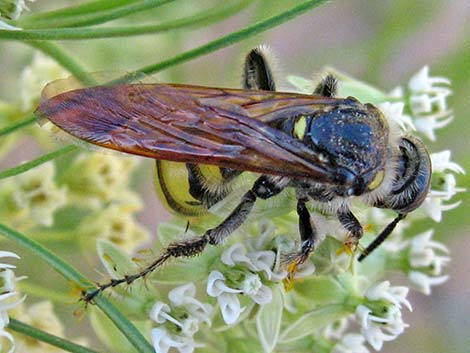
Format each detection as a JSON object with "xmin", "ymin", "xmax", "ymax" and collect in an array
[{"xmin": 374, "ymin": 135, "xmax": 431, "ymax": 213}]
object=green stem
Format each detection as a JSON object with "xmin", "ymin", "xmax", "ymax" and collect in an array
[
  {"xmin": 0, "ymin": 145, "xmax": 77, "ymax": 180},
  {"xmin": 0, "ymin": 224, "xmax": 155, "ymax": 353},
  {"xmin": 0, "ymin": 116, "xmax": 35, "ymax": 137},
  {"xmin": 27, "ymin": 42, "xmax": 93, "ymax": 85},
  {"xmin": 1, "ymin": 0, "xmax": 252, "ymax": 40},
  {"xmin": 8, "ymin": 319, "xmax": 100, "ymax": 353},
  {"xmin": 119, "ymin": 0, "xmax": 330, "ymax": 82},
  {"xmin": 22, "ymin": 0, "xmax": 141, "ymax": 22},
  {"xmin": 18, "ymin": 0, "xmax": 175, "ymax": 29}
]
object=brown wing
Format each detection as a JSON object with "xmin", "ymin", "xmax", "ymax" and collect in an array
[{"xmin": 35, "ymin": 83, "xmax": 342, "ymax": 180}]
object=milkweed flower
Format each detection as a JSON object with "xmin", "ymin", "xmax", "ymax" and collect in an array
[
  {"xmin": 355, "ymin": 281, "xmax": 412, "ymax": 351},
  {"xmin": 149, "ymin": 283, "xmax": 212, "ymax": 353},
  {"xmin": 332, "ymin": 333, "xmax": 370, "ymax": 353}
]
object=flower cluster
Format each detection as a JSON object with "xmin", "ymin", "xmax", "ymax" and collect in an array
[
  {"xmin": 150, "ymin": 283, "xmax": 212, "ymax": 353},
  {"xmin": 206, "ymin": 243, "xmax": 279, "ymax": 325},
  {"xmin": 355, "ymin": 281, "xmax": 411, "ymax": 351}
]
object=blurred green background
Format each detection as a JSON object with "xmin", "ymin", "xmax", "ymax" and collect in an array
[{"xmin": 0, "ymin": 1, "xmax": 469, "ymax": 352}]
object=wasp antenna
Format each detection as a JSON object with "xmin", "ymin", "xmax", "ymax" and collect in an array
[
  {"xmin": 314, "ymin": 74, "xmax": 338, "ymax": 97},
  {"xmin": 358, "ymin": 213, "xmax": 406, "ymax": 262}
]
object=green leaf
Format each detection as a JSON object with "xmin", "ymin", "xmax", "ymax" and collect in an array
[
  {"xmin": 294, "ymin": 276, "xmax": 349, "ymax": 305},
  {"xmin": 97, "ymin": 239, "xmax": 138, "ymax": 278},
  {"xmin": 279, "ymin": 304, "xmax": 349, "ymax": 343},
  {"xmin": 90, "ymin": 307, "xmax": 146, "ymax": 353},
  {"xmin": 256, "ymin": 285, "xmax": 284, "ymax": 353}
]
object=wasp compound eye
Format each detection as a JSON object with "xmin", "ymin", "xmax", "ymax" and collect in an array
[{"xmin": 375, "ymin": 136, "xmax": 431, "ymax": 213}]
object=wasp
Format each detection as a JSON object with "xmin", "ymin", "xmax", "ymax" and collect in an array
[{"xmin": 35, "ymin": 47, "xmax": 431, "ymax": 302}]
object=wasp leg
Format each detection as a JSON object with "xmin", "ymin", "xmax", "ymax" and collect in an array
[
  {"xmin": 243, "ymin": 46, "xmax": 276, "ymax": 91},
  {"xmin": 314, "ymin": 74, "xmax": 338, "ymax": 98},
  {"xmin": 337, "ymin": 208, "xmax": 363, "ymax": 255},
  {"xmin": 285, "ymin": 198, "xmax": 317, "ymax": 285},
  {"xmin": 82, "ymin": 175, "xmax": 284, "ymax": 303}
]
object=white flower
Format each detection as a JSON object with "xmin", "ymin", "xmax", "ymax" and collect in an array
[
  {"xmin": 421, "ymin": 197, "xmax": 461, "ymax": 223},
  {"xmin": 206, "ymin": 271, "xmax": 243, "ymax": 325},
  {"xmin": 409, "ymin": 92, "xmax": 449, "ymax": 116},
  {"xmin": 421, "ymin": 151, "xmax": 465, "ymax": 222},
  {"xmin": 430, "ymin": 150, "xmax": 465, "ymax": 174},
  {"xmin": 151, "ymin": 327, "xmax": 200, "ymax": 353},
  {"xmin": 217, "ymin": 292, "xmax": 242, "ymax": 325},
  {"xmin": 355, "ymin": 280, "xmax": 411, "ymax": 351},
  {"xmin": 149, "ymin": 283, "xmax": 212, "ymax": 346},
  {"xmin": 364, "ymin": 281, "xmax": 412, "ymax": 312},
  {"xmin": 407, "ymin": 66, "xmax": 452, "ymax": 140},
  {"xmin": 241, "ymin": 273, "xmax": 272, "ymax": 304},
  {"xmin": 241, "ymin": 273, "xmax": 262, "ymax": 296},
  {"xmin": 221, "ymin": 244, "xmax": 277, "ymax": 279},
  {"xmin": 414, "ymin": 113, "xmax": 453, "ymax": 141},
  {"xmin": 406, "ymin": 230, "xmax": 451, "ymax": 295},
  {"xmin": 0, "ymin": 251, "xmax": 25, "ymax": 353},
  {"xmin": 408, "ymin": 66, "xmax": 451, "ymax": 95},
  {"xmin": 332, "ymin": 333, "xmax": 370, "ymax": 353},
  {"xmin": 356, "ymin": 305, "xmax": 408, "ymax": 351},
  {"xmin": 167, "ymin": 283, "xmax": 212, "ymax": 325},
  {"xmin": 430, "ymin": 174, "xmax": 463, "ymax": 200},
  {"xmin": 378, "ymin": 101, "xmax": 415, "ymax": 131},
  {"xmin": 408, "ymin": 271, "xmax": 449, "ymax": 296},
  {"xmin": 220, "ymin": 244, "xmax": 252, "ymax": 267},
  {"xmin": 149, "ymin": 302, "xmax": 180, "ymax": 326},
  {"xmin": 409, "ymin": 230, "xmax": 450, "ymax": 268},
  {"xmin": 206, "ymin": 269, "xmax": 273, "ymax": 324}
]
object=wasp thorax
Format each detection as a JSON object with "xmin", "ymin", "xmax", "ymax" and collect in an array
[{"xmin": 306, "ymin": 102, "xmax": 389, "ymax": 197}]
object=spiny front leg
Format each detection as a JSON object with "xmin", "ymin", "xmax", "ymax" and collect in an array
[
  {"xmin": 243, "ymin": 46, "xmax": 277, "ymax": 91},
  {"xmin": 337, "ymin": 207, "xmax": 363, "ymax": 255},
  {"xmin": 285, "ymin": 198, "xmax": 317, "ymax": 288},
  {"xmin": 82, "ymin": 175, "xmax": 284, "ymax": 303},
  {"xmin": 314, "ymin": 73, "xmax": 338, "ymax": 97}
]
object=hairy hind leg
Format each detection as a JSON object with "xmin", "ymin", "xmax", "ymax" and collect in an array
[{"xmin": 82, "ymin": 176, "xmax": 284, "ymax": 303}]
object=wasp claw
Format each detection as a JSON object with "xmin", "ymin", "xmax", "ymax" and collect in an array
[{"xmin": 336, "ymin": 242, "xmax": 356, "ymax": 256}]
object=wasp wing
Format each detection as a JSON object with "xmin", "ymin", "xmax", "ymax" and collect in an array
[{"xmin": 35, "ymin": 83, "xmax": 338, "ymax": 180}]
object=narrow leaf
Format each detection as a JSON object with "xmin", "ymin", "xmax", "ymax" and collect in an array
[
  {"xmin": 279, "ymin": 304, "xmax": 349, "ymax": 343},
  {"xmin": 256, "ymin": 285, "xmax": 284, "ymax": 353}
]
